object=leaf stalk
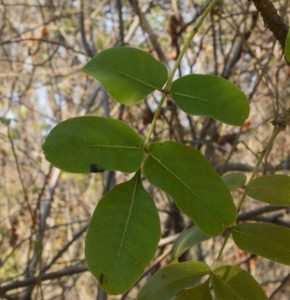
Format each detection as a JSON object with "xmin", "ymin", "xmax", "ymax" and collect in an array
[
  {"xmin": 213, "ymin": 123, "xmax": 285, "ymax": 270},
  {"xmin": 144, "ymin": 0, "xmax": 218, "ymax": 146}
]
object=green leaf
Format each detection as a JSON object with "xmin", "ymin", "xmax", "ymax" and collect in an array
[
  {"xmin": 212, "ymin": 265, "xmax": 267, "ymax": 300},
  {"xmin": 143, "ymin": 142, "xmax": 237, "ymax": 235},
  {"xmin": 173, "ymin": 226, "xmax": 210, "ymax": 259},
  {"xmin": 43, "ymin": 116, "xmax": 144, "ymax": 173},
  {"xmin": 0, "ymin": 117, "xmax": 12, "ymax": 126},
  {"xmin": 85, "ymin": 173, "xmax": 160, "ymax": 295},
  {"xmin": 175, "ymin": 280, "xmax": 212, "ymax": 300},
  {"xmin": 171, "ymin": 74, "xmax": 249, "ymax": 126},
  {"xmin": 82, "ymin": 47, "xmax": 168, "ymax": 104},
  {"xmin": 232, "ymin": 223, "xmax": 290, "ymax": 265},
  {"xmin": 246, "ymin": 175, "xmax": 290, "ymax": 206},
  {"xmin": 137, "ymin": 261, "xmax": 210, "ymax": 300},
  {"xmin": 285, "ymin": 29, "xmax": 290, "ymax": 63},
  {"xmin": 222, "ymin": 172, "xmax": 247, "ymax": 190}
]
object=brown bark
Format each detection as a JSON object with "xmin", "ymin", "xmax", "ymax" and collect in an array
[{"xmin": 252, "ymin": 0, "xmax": 288, "ymax": 47}]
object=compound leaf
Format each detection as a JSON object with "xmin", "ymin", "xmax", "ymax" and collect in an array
[
  {"xmin": 82, "ymin": 47, "xmax": 168, "ymax": 104},
  {"xmin": 212, "ymin": 265, "xmax": 267, "ymax": 300},
  {"xmin": 143, "ymin": 142, "xmax": 237, "ymax": 236},
  {"xmin": 171, "ymin": 74, "xmax": 249, "ymax": 126},
  {"xmin": 85, "ymin": 173, "xmax": 160, "ymax": 294},
  {"xmin": 246, "ymin": 175, "xmax": 290, "ymax": 206},
  {"xmin": 43, "ymin": 116, "xmax": 144, "ymax": 173},
  {"xmin": 138, "ymin": 261, "xmax": 210, "ymax": 300},
  {"xmin": 232, "ymin": 223, "xmax": 290, "ymax": 265}
]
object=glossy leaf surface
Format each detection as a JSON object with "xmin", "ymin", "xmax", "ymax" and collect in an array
[
  {"xmin": 85, "ymin": 173, "xmax": 160, "ymax": 294},
  {"xmin": 43, "ymin": 116, "xmax": 144, "ymax": 173},
  {"xmin": 143, "ymin": 142, "xmax": 237, "ymax": 235},
  {"xmin": 175, "ymin": 280, "xmax": 212, "ymax": 300},
  {"xmin": 173, "ymin": 226, "xmax": 210, "ymax": 259},
  {"xmin": 138, "ymin": 261, "xmax": 210, "ymax": 300},
  {"xmin": 212, "ymin": 265, "xmax": 267, "ymax": 300},
  {"xmin": 246, "ymin": 175, "xmax": 290, "ymax": 206},
  {"xmin": 82, "ymin": 47, "xmax": 168, "ymax": 104},
  {"xmin": 222, "ymin": 172, "xmax": 247, "ymax": 190},
  {"xmin": 285, "ymin": 29, "xmax": 290, "ymax": 63},
  {"xmin": 171, "ymin": 74, "xmax": 249, "ymax": 126},
  {"xmin": 232, "ymin": 223, "xmax": 290, "ymax": 265}
]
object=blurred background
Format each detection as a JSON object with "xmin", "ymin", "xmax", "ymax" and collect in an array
[{"xmin": 0, "ymin": 0, "xmax": 289, "ymax": 299}]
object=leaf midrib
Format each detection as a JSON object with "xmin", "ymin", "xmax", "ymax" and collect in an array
[
  {"xmin": 214, "ymin": 276, "xmax": 244, "ymax": 300},
  {"xmin": 148, "ymin": 152, "xmax": 225, "ymax": 224},
  {"xmin": 52, "ymin": 144, "xmax": 143, "ymax": 150},
  {"xmin": 111, "ymin": 175, "xmax": 139, "ymax": 286},
  {"xmin": 248, "ymin": 185, "xmax": 290, "ymax": 195},
  {"xmin": 172, "ymin": 91, "xmax": 222, "ymax": 106},
  {"xmin": 198, "ymin": 282, "xmax": 210, "ymax": 300},
  {"xmin": 151, "ymin": 272, "xmax": 208, "ymax": 298},
  {"xmin": 103, "ymin": 65, "xmax": 161, "ymax": 91}
]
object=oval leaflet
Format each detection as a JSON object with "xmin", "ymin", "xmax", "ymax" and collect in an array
[
  {"xmin": 82, "ymin": 47, "xmax": 168, "ymax": 104},
  {"xmin": 43, "ymin": 116, "xmax": 144, "ymax": 173},
  {"xmin": 171, "ymin": 74, "xmax": 249, "ymax": 126},
  {"xmin": 85, "ymin": 173, "xmax": 160, "ymax": 294}
]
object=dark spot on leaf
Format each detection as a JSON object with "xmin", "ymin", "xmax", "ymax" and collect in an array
[{"xmin": 90, "ymin": 164, "xmax": 104, "ymax": 173}]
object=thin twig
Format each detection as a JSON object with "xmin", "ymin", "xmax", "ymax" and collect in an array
[
  {"xmin": 144, "ymin": 0, "xmax": 218, "ymax": 146},
  {"xmin": 79, "ymin": 0, "xmax": 96, "ymax": 57},
  {"xmin": 213, "ymin": 122, "xmax": 286, "ymax": 270},
  {"xmin": 7, "ymin": 127, "xmax": 33, "ymax": 219},
  {"xmin": 128, "ymin": 0, "xmax": 167, "ymax": 65},
  {"xmin": 0, "ymin": 265, "xmax": 87, "ymax": 295},
  {"xmin": 116, "ymin": 0, "xmax": 125, "ymax": 45},
  {"xmin": 269, "ymin": 272, "xmax": 290, "ymax": 299}
]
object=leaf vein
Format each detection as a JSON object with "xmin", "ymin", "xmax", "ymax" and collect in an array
[
  {"xmin": 214, "ymin": 276, "xmax": 244, "ymax": 299},
  {"xmin": 104, "ymin": 66, "xmax": 160, "ymax": 91},
  {"xmin": 172, "ymin": 91, "xmax": 222, "ymax": 106},
  {"xmin": 234, "ymin": 229, "xmax": 290, "ymax": 254},
  {"xmin": 148, "ymin": 152, "xmax": 224, "ymax": 221},
  {"xmin": 112, "ymin": 175, "xmax": 139, "ymax": 283},
  {"xmin": 63, "ymin": 144, "xmax": 142, "ymax": 150}
]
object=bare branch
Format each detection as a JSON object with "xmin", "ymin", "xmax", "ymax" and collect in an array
[
  {"xmin": 0, "ymin": 266, "xmax": 87, "ymax": 295},
  {"xmin": 128, "ymin": 0, "xmax": 167, "ymax": 65},
  {"xmin": 252, "ymin": 0, "xmax": 288, "ymax": 48}
]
